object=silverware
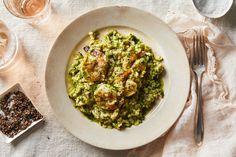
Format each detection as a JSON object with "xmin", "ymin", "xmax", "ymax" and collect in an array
[{"xmin": 191, "ymin": 33, "xmax": 207, "ymax": 146}]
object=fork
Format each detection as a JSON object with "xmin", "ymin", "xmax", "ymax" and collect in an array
[{"xmin": 191, "ymin": 33, "xmax": 207, "ymax": 146}]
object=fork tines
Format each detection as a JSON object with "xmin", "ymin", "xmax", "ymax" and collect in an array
[{"xmin": 192, "ymin": 34, "xmax": 207, "ymax": 68}]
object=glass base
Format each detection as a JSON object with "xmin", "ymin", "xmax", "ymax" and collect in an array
[{"xmin": 0, "ymin": 30, "xmax": 19, "ymax": 71}]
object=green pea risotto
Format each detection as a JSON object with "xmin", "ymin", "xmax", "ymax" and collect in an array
[{"xmin": 66, "ymin": 30, "xmax": 164, "ymax": 129}]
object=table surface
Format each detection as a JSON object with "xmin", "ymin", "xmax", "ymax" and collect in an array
[{"xmin": 0, "ymin": 0, "xmax": 235, "ymax": 157}]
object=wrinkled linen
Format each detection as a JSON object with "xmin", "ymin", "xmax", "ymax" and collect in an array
[
  {"xmin": 128, "ymin": 13, "xmax": 236, "ymax": 157},
  {"xmin": 0, "ymin": 0, "xmax": 235, "ymax": 156}
]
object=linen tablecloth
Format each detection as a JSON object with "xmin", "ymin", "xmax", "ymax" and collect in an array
[
  {"xmin": 129, "ymin": 12, "xmax": 236, "ymax": 157},
  {"xmin": 0, "ymin": 0, "xmax": 236, "ymax": 157}
]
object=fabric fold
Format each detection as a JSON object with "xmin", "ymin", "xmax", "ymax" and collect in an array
[{"xmin": 128, "ymin": 13, "xmax": 236, "ymax": 157}]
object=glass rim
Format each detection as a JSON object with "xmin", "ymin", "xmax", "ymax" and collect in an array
[{"xmin": 3, "ymin": 0, "xmax": 51, "ymax": 19}]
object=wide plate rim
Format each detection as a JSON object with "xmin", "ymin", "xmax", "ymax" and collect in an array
[{"xmin": 45, "ymin": 6, "xmax": 190, "ymax": 150}]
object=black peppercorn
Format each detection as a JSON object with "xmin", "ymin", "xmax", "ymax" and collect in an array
[{"xmin": 0, "ymin": 91, "xmax": 43, "ymax": 138}]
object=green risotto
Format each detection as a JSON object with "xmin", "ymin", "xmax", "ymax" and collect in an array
[{"xmin": 66, "ymin": 30, "xmax": 164, "ymax": 129}]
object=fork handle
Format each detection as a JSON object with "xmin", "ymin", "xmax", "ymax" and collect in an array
[{"xmin": 194, "ymin": 72, "xmax": 204, "ymax": 146}]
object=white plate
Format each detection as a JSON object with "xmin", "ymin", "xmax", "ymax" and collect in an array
[{"xmin": 45, "ymin": 6, "xmax": 190, "ymax": 150}]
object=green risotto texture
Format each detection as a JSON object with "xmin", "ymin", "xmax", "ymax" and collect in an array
[{"xmin": 67, "ymin": 30, "xmax": 164, "ymax": 129}]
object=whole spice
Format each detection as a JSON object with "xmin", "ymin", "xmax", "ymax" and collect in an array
[
  {"xmin": 0, "ymin": 91, "xmax": 43, "ymax": 138},
  {"xmin": 83, "ymin": 46, "xmax": 90, "ymax": 52}
]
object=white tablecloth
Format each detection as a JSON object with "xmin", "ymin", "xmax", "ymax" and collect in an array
[{"xmin": 0, "ymin": 0, "xmax": 235, "ymax": 157}]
